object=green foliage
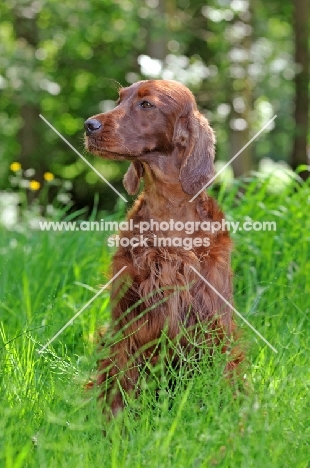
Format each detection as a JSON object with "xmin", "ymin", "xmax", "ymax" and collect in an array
[
  {"xmin": 0, "ymin": 0, "xmax": 144, "ymax": 210},
  {"xmin": 0, "ymin": 178, "xmax": 309, "ymax": 467},
  {"xmin": 0, "ymin": 0, "xmax": 306, "ymax": 211}
]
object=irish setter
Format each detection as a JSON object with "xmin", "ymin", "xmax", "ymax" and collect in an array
[{"xmin": 84, "ymin": 79, "xmax": 243, "ymax": 414}]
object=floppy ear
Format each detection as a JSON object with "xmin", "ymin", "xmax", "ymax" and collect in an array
[
  {"xmin": 176, "ymin": 111, "xmax": 215, "ymax": 196},
  {"xmin": 123, "ymin": 161, "xmax": 144, "ymax": 195}
]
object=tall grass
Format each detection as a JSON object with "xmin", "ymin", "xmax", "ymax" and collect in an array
[{"xmin": 0, "ymin": 177, "xmax": 309, "ymax": 468}]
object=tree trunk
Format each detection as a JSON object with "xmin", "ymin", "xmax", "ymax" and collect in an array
[
  {"xmin": 229, "ymin": 5, "xmax": 253, "ymax": 178},
  {"xmin": 18, "ymin": 104, "xmax": 41, "ymax": 169},
  {"xmin": 15, "ymin": 9, "xmax": 42, "ymax": 172},
  {"xmin": 230, "ymin": 109, "xmax": 252, "ymax": 178},
  {"xmin": 290, "ymin": 0, "xmax": 309, "ymax": 180},
  {"xmin": 146, "ymin": 0, "xmax": 168, "ymax": 61}
]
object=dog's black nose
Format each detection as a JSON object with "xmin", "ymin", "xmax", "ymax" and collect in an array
[{"xmin": 84, "ymin": 118, "xmax": 102, "ymax": 136}]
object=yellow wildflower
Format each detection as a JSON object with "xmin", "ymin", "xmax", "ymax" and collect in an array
[
  {"xmin": 43, "ymin": 172, "xmax": 55, "ymax": 181},
  {"xmin": 10, "ymin": 162, "xmax": 22, "ymax": 172},
  {"xmin": 29, "ymin": 180, "xmax": 41, "ymax": 191}
]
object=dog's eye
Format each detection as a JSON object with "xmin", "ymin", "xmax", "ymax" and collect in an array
[{"xmin": 140, "ymin": 101, "xmax": 154, "ymax": 109}]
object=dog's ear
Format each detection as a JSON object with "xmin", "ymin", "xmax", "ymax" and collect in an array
[
  {"xmin": 175, "ymin": 111, "xmax": 215, "ymax": 196},
  {"xmin": 123, "ymin": 161, "xmax": 144, "ymax": 195}
]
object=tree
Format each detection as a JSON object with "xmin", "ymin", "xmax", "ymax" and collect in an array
[
  {"xmin": 14, "ymin": 4, "xmax": 42, "ymax": 174},
  {"xmin": 290, "ymin": 0, "xmax": 309, "ymax": 179}
]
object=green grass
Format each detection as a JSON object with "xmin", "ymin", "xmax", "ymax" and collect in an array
[{"xmin": 0, "ymin": 177, "xmax": 309, "ymax": 468}]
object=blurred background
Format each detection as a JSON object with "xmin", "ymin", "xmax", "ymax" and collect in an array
[{"xmin": 0, "ymin": 0, "xmax": 309, "ymax": 219}]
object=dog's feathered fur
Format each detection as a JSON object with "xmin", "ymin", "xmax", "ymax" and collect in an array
[{"xmin": 84, "ymin": 80, "xmax": 243, "ymax": 414}]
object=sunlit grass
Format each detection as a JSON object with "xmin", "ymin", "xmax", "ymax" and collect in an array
[{"xmin": 0, "ymin": 177, "xmax": 309, "ymax": 467}]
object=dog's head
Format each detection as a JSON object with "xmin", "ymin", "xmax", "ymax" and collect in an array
[{"xmin": 84, "ymin": 79, "xmax": 215, "ymax": 196}]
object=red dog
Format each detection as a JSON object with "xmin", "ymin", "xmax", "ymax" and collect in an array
[{"xmin": 84, "ymin": 80, "xmax": 243, "ymax": 414}]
